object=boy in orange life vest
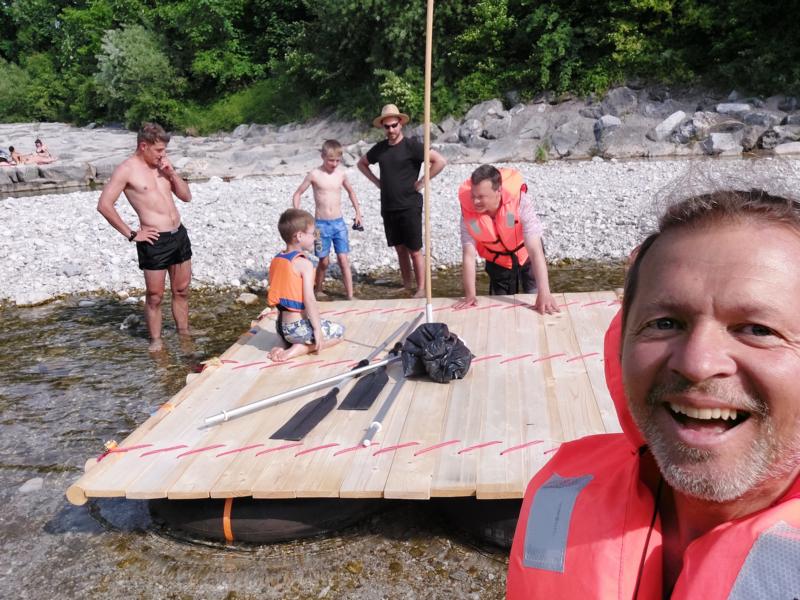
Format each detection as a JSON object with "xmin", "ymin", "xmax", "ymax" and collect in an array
[
  {"xmin": 266, "ymin": 209, "xmax": 344, "ymax": 362},
  {"xmin": 453, "ymin": 164, "xmax": 559, "ymax": 314}
]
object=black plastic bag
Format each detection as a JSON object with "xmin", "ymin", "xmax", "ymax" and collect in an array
[{"xmin": 401, "ymin": 323, "xmax": 474, "ymax": 383}]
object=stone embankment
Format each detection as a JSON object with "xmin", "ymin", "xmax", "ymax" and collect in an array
[{"xmin": 1, "ymin": 87, "xmax": 800, "ymax": 194}]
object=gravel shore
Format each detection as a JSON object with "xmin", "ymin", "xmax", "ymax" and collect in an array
[{"xmin": 3, "ymin": 157, "xmax": 799, "ymax": 306}]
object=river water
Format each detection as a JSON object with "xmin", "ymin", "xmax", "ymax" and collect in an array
[{"xmin": 0, "ymin": 262, "xmax": 623, "ymax": 599}]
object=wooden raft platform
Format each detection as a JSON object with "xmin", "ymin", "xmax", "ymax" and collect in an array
[{"xmin": 66, "ymin": 291, "xmax": 622, "ymax": 505}]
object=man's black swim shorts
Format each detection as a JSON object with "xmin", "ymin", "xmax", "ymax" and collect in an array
[
  {"xmin": 382, "ymin": 207, "xmax": 423, "ymax": 251},
  {"xmin": 136, "ymin": 224, "xmax": 193, "ymax": 270}
]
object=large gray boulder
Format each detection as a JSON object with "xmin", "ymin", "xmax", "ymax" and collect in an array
[
  {"xmin": 483, "ymin": 114, "xmax": 513, "ymax": 140},
  {"xmin": 482, "ymin": 138, "xmax": 534, "ymax": 163},
  {"xmin": 716, "ymin": 103, "xmax": 751, "ymax": 116},
  {"xmin": 601, "ymin": 87, "xmax": 638, "ymax": 117},
  {"xmin": 781, "ymin": 114, "xmax": 800, "ymax": 126},
  {"xmin": 759, "ymin": 125, "xmax": 800, "ymax": 149},
  {"xmin": 518, "ymin": 115, "xmax": 549, "ymax": 140},
  {"xmin": 38, "ymin": 163, "xmax": 92, "ymax": 183},
  {"xmin": 647, "ymin": 111, "xmax": 686, "ymax": 142},
  {"xmin": 742, "ymin": 111, "xmax": 782, "ymax": 128},
  {"xmin": 701, "ymin": 133, "xmax": 742, "ymax": 155},
  {"xmin": 458, "ymin": 119, "xmax": 488, "ymax": 148},
  {"xmin": 550, "ymin": 120, "xmax": 583, "ymax": 157},
  {"xmin": 464, "ymin": 99, "xmax": 506, "ymax": 123},
  {"xmin": 593, "ymin": 115, "xmax": 622, "ymax": 143},
  {"xmin": 773, "ymin": 141, "xmax": 800, "ymax": 155}
]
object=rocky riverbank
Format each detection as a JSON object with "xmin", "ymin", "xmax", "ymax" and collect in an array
[
  {"xmin": 2, "ymin": 87, "xmax": 800, "ymax": 196},
  {"xmin": 3, "ymin": 156, "xmax": 799, "ymax": 307}
]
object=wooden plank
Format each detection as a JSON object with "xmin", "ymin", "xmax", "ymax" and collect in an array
[
  {"xmin": 337, "ymin": 360, "xmax": 417, "ymax": 498},
  {"xmin": 566, "ymin": 290, "xmax": 621, "ymax": 433},
  {"xmin": 544, "ymin": 292, "xmax": 606, "ymax": 443},
  {"xmin": 476, "ymin": 295, "xmax": 539, "ymax": 499},
  {"xmin": 429, "ymin": 298, "xmax": 493, "ymax": 496},
  {"xmin": 382, "ymin": 297, "xmax": 471, "ymax": 499}
]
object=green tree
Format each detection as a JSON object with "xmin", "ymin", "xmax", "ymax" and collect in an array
[{"xmin": 94, "ymin": 24, "xmax": 185, "ymax": 127}]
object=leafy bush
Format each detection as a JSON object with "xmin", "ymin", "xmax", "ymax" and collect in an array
[
  {"xmin": 94, "ymin": 25, "xmax": 185, "ymax": 128},
  {"xmin": 0, "ymin": 59, "xmax": 32, "ymax": 122}
]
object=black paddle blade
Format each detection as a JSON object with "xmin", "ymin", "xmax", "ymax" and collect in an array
[
  {"xmin": 270, "ymin": 388, "xmax": 338, "ymax": 441},
  {"xmin": 338, "ymin": 367, "xmax": 389, "ymax": 411}
]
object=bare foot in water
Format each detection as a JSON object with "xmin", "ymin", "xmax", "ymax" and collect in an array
[
  {"xmin": 148, "ymin": 338, "xmax": 164, "ymax": 353},
  {"xmin": 412, "ymin": 288, "xmax": 426, "ymax": 298}
]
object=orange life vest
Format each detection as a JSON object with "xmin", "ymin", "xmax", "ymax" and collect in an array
[
  {"xmin": 267, "ymin": 251, "xmax": 309, "ymax": 311},
  {"xmin": 458, "ymin": 168, "xmax": 529, "ymax": 270},
  {"xmin": 507, "ymin": 310, "xmax": 800, "ymax": 599}
]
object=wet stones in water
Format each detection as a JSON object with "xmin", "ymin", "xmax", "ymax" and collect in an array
[{"xmin": 120, "ymin": 314, "xmax": 141, "ymax": 330}]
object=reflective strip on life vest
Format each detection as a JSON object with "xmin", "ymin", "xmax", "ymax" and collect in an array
[
  {"xmin": 523, "ymin": 473, "xmax": 593, "ymax": 572},
  {"xmin": 728, "ymin": 521, "xmax": 800, "ymax": 599}
]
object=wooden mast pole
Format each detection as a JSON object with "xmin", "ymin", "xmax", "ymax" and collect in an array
[{"xmin": 423, "ymin": 0, "xmax": 434, "ymax": 323}]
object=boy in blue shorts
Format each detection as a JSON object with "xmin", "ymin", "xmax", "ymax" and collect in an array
[
  {"xmin": 292, "ymin": 139, "xmax": 363, "ymax": 299},
  {"xmin": 267, "ymin": 209, "xmax": 345, "ymax": 362}
]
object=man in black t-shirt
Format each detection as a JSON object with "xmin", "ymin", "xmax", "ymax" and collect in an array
[{"xmin": 357, "ymin": 103, "xmax": 447, "ymax": 297}]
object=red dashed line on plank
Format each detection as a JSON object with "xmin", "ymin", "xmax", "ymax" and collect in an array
[
  {"xmin": 472, "ymin": 354, "xmax": 503, "ymax": 363},
  {"xmin": 97, "ymin": 444, "xmax": 153, "ymax": 462},
  {"xmin": 259, "ymin": 361, "xmax": 296, "ymax": 369},
  {"xmin": 608, "ymin": 299, "xmax": 622, "ymax": 306},
  {"xmin": 532, "ymin": 352, "xmax": 566, "ymax": 363},
  {"xmin": 333, "ymin": 444, "xmax": 373, "ymax": 456},
  {"xmin": 503, "ymin": 302, "xmax": 529, "ymax": 310},
  {"xmin": 557, "ymin": 301, "xmax": 579, "ymax": 309},
  {"xmin": 380, "ymin": 308, "xmax": 405, "ymax": 314},
  {"xmin": 373, "ymin": 441, "xmax": 420, "ymax": 456},
  {"xmin": 232, "ymin": 361, "xmax": 267, "ymax": 370},
  {"xmin": 289, "ymin": 359, "xmax": 326, "ymax": 369},
  {"xmin": 294, "ymin": 443, "xmax": 339, "ymax": 457},
  {"xmin": 216, "ymin": 444, "xmax": 264, "ymax": 458},
  {"xmin": 354, "ymin": 308, "xmax": 382, "ymax": 315},
  {"xmin": 332, "ymin": 308, "xmax": 359, "ymax": 317},
  {"xmin": 477, "ymin": 303, "xmax": 503, "ymax": 311},
  {"xmin": 433, "ymin": 306, "xmax": 450, "ymax": 312},
  {"xmin": 255, "ymin": 443, "xmax": 303, "ymax": 456},
  {"xmin": 140, "ymin": 444, "xmax": 188, "ymax": 457},
  {"xmin": 413, "ymin": 440, "xmax": 461, "ymax": 457},
  {"xmin": 220, "ymin": 359, "xmax": 239, "ymax": 364},
  {"xmin": 543, "ymin": 446, "xmax": 561, "ymax": 455},
  {"xmin": 177, "ymin": 444, "xmax": 226, "ymax": 459},
  {"xmin": 566, "ymin": 352, "xmax": 600, "ymax": 363},
  {"xmin": 500, "ymin": 353, "xmax": 533, "ymax": 364},
  {"xmin": 500, "ymin": 440, "xmax": 544, "ymax": 456},
  {"xmin": 582, "ymin": 300, "xmax": 607, "ymax": 307},
  {"xmin": 403, "ymin": 307, "xmax": 425, "ymax": 314},
  {"xmin": 318, "ymin": 359, "xmax": 353, "ymax": 369},
  {"xmin": 319, "ymin": 310, "xmax": 336, "ymax": 316},
  {"xmin": 458, "ymin": 440, "xmax": 503, "ymax": 454}
]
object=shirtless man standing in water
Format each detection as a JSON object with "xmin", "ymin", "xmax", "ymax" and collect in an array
[{"xmin": 97, "ymin": 122, "xmax": 193, "ymax": 352}]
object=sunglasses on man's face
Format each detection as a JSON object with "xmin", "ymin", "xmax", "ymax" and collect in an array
[{"xmin": 383, "ymin": 122, "xmax": 400, "ymax": 130}]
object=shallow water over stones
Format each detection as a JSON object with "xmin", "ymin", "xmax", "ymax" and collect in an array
[{"xmin": 0, "ymin": 262, "xmax": 623, "ymax": 599}]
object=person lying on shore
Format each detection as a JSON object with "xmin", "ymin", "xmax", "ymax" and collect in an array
[
  {"xmin": 96, "ymin": 122, "xmax": 193, "ymax": 353},
  {"xmin": 292, "ymin": 139, "xmax": 363, "ymax": 300},
  {"xmin": 10, "ymin": 144, "xmax": 55, "ymax": 165},
  {"xmin": 453, "ymin": 164, "xmax": 558, "ymax": 314},
  {"xmin": 266, "ymin": 208, "xmax": 344, "ymax": 362},
  {"xmin": 34, "ymin": 138, "xmax": 56, "ymax": 161},
  {"xmin": 0, "ymin": 148, "xmax": 14, "ymax": 166}
]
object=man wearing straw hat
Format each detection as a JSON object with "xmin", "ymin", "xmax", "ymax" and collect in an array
[{"xmin": 358, "ymin": 103, "xmax": 447, "ymax": 297}]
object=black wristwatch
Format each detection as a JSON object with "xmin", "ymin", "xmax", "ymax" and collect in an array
[{"xmin": 128, "ymin": 230, "xmax": 137, "ymax": 242}]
